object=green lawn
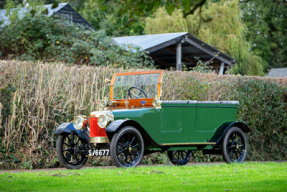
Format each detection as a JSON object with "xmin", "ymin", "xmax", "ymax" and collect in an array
[{"xmin": 0, "ymin": 162, "xmax": 286, "ymax": 192}]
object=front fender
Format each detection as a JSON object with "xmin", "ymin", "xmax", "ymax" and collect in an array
[
  {"xmin": 106, "ymin": 120, "xmax": 127, "ymax": 133},
  {"xmin": 54, "ymin": 122, "xmax": 90, "ymax": 142},
  {"xmin": 210, "ymin": 121, "xmax": 251, "ymax": 144}
]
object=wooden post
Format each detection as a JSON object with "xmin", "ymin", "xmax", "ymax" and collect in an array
[
  {"xmin": 219, "ymin": 62, "xmax": 225, "ymax": 75},
  {"xmin": 176, "ymin": 42, "xmax": 182, "ymax": 71},
  {"xmin": 227, "ymin": 65, "xmax": 230, "ymax": 75}
]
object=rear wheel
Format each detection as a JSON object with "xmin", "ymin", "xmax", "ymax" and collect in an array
[
  {"xmin": 56, "ymin": 134, "xmax": 88, "ymax": 169},
  {"xmin": 222, "ymin": 127, "xmax": 248, "ymax": 163},
  {"xmin": 167, "ymin": 150, "xmax": 192, "ymax": 165},
  {"xmin": 110, "ymin": 126, "xmax": 144, "ymax": 168}
]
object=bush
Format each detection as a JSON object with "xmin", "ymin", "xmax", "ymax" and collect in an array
[
  {"xmin": 0, "ymin": 14, "xmax": 152, "ymax": 68},
  {"xmin": 0, "ymin": 60, "xmax": 286, "ymax": 169}
]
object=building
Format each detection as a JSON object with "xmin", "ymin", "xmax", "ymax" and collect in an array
[
  {"xmin": 113, "ymin": 32, "xmax": 237, "ymax": 74},
  {"xmin": 0, "ymin": 3, "xmax": 92, "ymax": 28}
]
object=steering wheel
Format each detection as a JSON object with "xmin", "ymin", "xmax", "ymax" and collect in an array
[{"xmin": 128, "ymin": 87, "xmax": 148, "ymax": 99}]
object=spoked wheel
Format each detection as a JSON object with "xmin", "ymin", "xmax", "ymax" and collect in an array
[
  {"xmin": 110, "ymin": 126, "xmax": 144, "ymax": 168},
  {"xmin": 56, "ymin": 133, "xmax": 88, "ymax": 169},
  {"xmin": 222, "ymin": 127, "xmax": 248, "ymax": 163},
  {"xmin": 167, "ymin": 150, "xmax": 192, "ymax": 165}
]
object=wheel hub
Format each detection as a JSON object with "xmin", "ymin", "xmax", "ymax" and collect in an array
[{"xmin": 123, "ymin": 144, "xmax": 131, "ymax": 154}]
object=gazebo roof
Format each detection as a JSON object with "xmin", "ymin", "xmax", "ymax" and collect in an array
[{"xmin": 113, "ymin": 32, "xmax": 236, "ymax": 69}]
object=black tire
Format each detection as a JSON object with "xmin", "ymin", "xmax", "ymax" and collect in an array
[
  {"xmin": 56, "ymin": 134, "xmax": 88, "ymax": 169},
  {"xmin": 167, "ymin": 150, "xmax": 192, "ymax": 165},
  {"xmin": 222, "ymin": 127, "xmax": 248, "ymax": 163},
  {"xmin": 110, "ymin": 126, "xmax": 144, "ymax": 168}
]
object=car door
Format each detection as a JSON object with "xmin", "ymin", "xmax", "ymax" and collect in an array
[
  {"xmin": 195, "ymin": 101, "xmax": 219, "ymax": 141},
  {"xmin": 159, "ymin": 101, "xmax": 183, "ymax": 133},
  {"xmin": 181, "ymin": 100, "xmax": 198, "ymax": 142},
  {"xmin": 159, "ymin": 101, "xmax": 197, "ymax": 143}
]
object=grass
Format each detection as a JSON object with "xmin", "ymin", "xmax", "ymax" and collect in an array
[{"xmin": 0, "ymin": 162, "xmax": 286, "ymax": 192}]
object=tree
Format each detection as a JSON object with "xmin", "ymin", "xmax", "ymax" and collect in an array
[
  {"xmin": 145, "ymin": 0, "xmax": 267, "ymax": 75},
  {"xmin": 61, "ymin": 0, "xmax": 210, "ymax": 37},
  {"xmin": 106, "ymin": 0, "xmax": 208, "ymax": 18},
  {"xmin": 240, "ymin": 0, "xmax": 287, "ymax": 68},
  {"xmin": 78, "ymin": 0, "xmax": 145, "ymax": 36}
]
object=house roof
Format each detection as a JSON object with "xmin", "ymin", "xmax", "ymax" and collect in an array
[
  {"xmin": 0, "ymin": 3, "xmax": 92, "ymax": 28},
  {"xmin": 113, "ymin": 32, "xmax": 236, "ymax": 67},
  {"xmin": 0, "ymin": 3, "xmax": 66, "ymax": 25},
  {"xmin": 266, "ymin": 68, "xmax": 287, "ymax": 77}
]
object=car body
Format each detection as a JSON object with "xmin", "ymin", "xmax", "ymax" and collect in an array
[{"xmin": 55, "ymin": 70, "xmax": 250, "ymax": 168}]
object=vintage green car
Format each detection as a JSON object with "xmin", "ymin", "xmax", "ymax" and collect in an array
[{"xmin": 55, "ymin": 70, "xmax": 250, "ymax": 169}]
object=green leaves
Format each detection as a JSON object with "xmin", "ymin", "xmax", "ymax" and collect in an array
[
  {"xmin": 0, "ymin": 13, "xmax": 152, "ymax": 68},
  {"xmin": 165, "ymin": 3, "xmax": 175, "ymax": 15},
  {"xmin": 182, "ymin": 0, "xmax": 191, "ymax": 12},
  {"xmin": 241, "ymin": 0, "xmax": 287, "ymax": 68},
  {"xmin": 79, "ymin": 0, "xmax": 145, "ymax": 37}
]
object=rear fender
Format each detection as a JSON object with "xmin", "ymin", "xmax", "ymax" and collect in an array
[
  {"xmin": 209, "ymin": 121, "xmax": 251, "ymax": 144},
  {"xmin": 106, "ymin": 120, "xmax": 159, "ymax": 146},
  {"xmin": 54, "ymin": 122, "xmax": 89, "ymax": 142}
]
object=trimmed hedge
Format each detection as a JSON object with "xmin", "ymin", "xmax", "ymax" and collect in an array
[{"xmin": 0, "ymin": 60, "xmax": 286, "ymax": 169}]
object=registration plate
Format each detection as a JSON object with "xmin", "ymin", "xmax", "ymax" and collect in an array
[{"xmin": 88, "ymin": 149, "xmax": 110, "ymax": 156}]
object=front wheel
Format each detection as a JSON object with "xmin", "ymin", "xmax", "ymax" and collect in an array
[
  {"xmin": 110, "ymin": 126, "xmax": 144, "ymax": 168},
  {"xmin": 56, "ymin": 133, "xmax": 88, "ymax": 169},
  {"xmin": 167, "ymin": 150, "xmax": 192, "ymax": 165},
  {"xmin": 222, "ymin": 127, "xmax": 248, "ymax": 163}
]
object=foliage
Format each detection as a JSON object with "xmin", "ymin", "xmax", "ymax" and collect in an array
[
  {"xmin": 78, "ymin": 0, "xmax": 145, "ymax": 37},
  {"xmin": 0, "ymin": 13, "xmax": 152, "ymax": 67},
  {"xmin": 1, "ymin": 0, "xmax": 286, "ymax": 70},
  {"xmin": 0, "ymin": 61, "xmax": 286, "ymax": 169},
  {"xmin": 2, "ymin": 0, "xmax": 20, "ymax": 23},
  {"xmin": 231, "ymin": 79, "xmax": 287, "ymax": 160},
  {"xmin": 99, "ymin": 0, "xmax": 208, "ymax": 18},
  {"xmin": 0, "ymin": 162, "xmax": 287, "ymax": 191},
  {"xmin": 145, "ymin": 1, "xmax": 268, "ymax": 76},
  {"xmin": 240, "ymin": 0, "xmax": 287, "ymax": 69},
  {"xmin": 145, "ymin": 8, "xmax": 188, "ymax": 34}
]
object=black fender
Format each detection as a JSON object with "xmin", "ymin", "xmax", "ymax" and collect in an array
[
  {"xmin": 106, "ymin": 120, "xmax": 159, "ymax": 147},
  {"xmin": 54, "ymin": 122, "xmax": 90, "ymax": 142},
  {"xmin": 209, "ymin": 121, "xmax": 251, "ymax": 144}
]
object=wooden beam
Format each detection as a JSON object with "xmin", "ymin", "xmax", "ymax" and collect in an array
[
  {"xmin": 185, "ymin": 52, "xmax": 210, "ymax": 56},
  {"xmin": 153, "ymin": 56, "xmax": 178, "ymax": 60},
  {"xmin": 150, "ymin": 55, "xmax": 170, "ymax": 67},
  {"xmin": 146, "ymin": 37, "xmax": 182, "ymax": 53},
  {"xmin": 165, "ymin": 47, "xmax": 197, "ymax": 64},
  {"xmin": 185, "ymin": 37, "xmax": 232, "ymax": 65},
  {"xmin": 168, "ymin": 44, "xmax": 194, "ymax": 48}
]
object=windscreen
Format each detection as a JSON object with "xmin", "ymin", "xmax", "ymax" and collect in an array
[{"xmin": 113, "ymin": 73, "xmax": 160, "ymax": 99}]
